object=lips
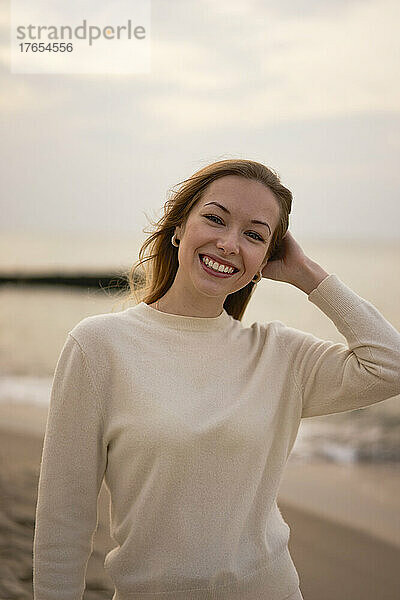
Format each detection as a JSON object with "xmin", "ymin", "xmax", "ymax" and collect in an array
[
  {"xmin": 198, "ymin": 254, "xmax": 239, "ymax": 278},
  {"xmin": 199, "ymin": 254, "xmax": 239, "ymax": 272}
]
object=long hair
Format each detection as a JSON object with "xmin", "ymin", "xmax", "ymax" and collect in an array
[{"xmin": 120, "ymin": 159, "xmax": 293, "ymax": 321}]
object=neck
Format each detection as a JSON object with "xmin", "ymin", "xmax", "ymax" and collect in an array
[{"xmin": 155, "ymin": 292, "xmax": 225, "ymax": 318}]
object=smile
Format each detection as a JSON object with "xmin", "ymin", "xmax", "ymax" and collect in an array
[{"xmin": 199, "ymin": 254, "xmax": 239, "ymax": 278}]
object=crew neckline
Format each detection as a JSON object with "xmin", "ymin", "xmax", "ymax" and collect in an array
[{"xmin": 131, "ymin": 301, "xmax": 233, "ymax": 331}]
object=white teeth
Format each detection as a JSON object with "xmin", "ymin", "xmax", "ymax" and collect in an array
[{"xmin": 201, "ymin": 255, "xmax": 235, "ymax": 274}]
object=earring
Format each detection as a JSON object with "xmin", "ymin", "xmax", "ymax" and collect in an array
[
  {"xmin": 171, "ymin": 233, "xmax": 180, "ymax": 247},
  {"xmin": 252, "ymin": 271, "xmax": 262, "ymax": 283}
]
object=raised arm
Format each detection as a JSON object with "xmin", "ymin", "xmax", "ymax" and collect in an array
[
  {"xmin": 33, "ymin": 333, "xmax": 107, "ymax": 600},
  {"xmin": 261, "ymin": 232, "xmax": 400, "ymax": 418},
  {"xmin": 277, "ymin": 272, "xmax": 400, "ymax": 417}
]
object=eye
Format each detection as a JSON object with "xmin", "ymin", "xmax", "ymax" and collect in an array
[
  {"xmin": 203, "ymin": 215, "xmax": 265, "ymax": 242},
  {"xmin": 204, "ymin": 214, "xmax": 223, "ymax": 225},
  {"xmin": 247, "ymin": 231, "xmax": 265, "ymax": 242}
]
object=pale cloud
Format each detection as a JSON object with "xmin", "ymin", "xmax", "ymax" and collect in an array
[
  {"xmin": 141, "ymin": 0, "xmax": 399, "ymax": 134},
  {"xmin": 0, "ymin": 77, "xmax": 41, "ymax": 112},
  {"xmin": 1, "ymin": 0, "xmax": 398, "ymax": 126},
  {"xmin": 0, "ymin": 0, "xmax": 399, "ymax": 239}
]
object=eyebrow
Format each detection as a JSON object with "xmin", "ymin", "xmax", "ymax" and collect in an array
[{"xmin": 203, "ymin": 201, "xmax": 271, "ymax": 236}]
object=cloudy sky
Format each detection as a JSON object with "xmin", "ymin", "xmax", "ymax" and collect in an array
[{"xmin": 1, "ymin": 0, "xmax": 399, "ymax": 242}]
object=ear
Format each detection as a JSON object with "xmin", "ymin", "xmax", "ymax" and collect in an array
[{"xmin": 175, "ymin": 220, "xmax": 186, "ymax": 241}]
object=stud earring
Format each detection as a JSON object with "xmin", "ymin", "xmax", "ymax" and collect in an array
[
  {"xmin": 171, "ymin": 233, "xmax": 180, "ymax": 247},
  {"xmin": 252, "ymin": 271, "xmax": 262, "ymax": 283}
]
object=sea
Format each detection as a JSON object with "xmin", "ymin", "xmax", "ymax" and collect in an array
[{"xmin": 1, "ymin": 232, "xmax": 399, "ymax": 465}]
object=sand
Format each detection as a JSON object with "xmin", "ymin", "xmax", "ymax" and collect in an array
[{"xmin": 1, "ymin": 402, "xmax": 399, "ymax": 600}]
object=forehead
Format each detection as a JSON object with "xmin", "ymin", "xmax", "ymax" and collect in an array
[{"xmin": 199, "ymin": 175, "xmax": 280, "ymax": 220}]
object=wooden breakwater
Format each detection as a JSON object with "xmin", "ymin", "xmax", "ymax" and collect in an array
[{"xmin": 0, "ymin": 271, "xmax": 144, "ymax": 290}]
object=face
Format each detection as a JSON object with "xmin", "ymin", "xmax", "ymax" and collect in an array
[{"xmin": 174, "ymin": 175, "xmax": 281, "ymax": 303}]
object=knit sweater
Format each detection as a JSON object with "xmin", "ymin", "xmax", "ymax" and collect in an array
[{"xmin": 33, "ymin": 273, "xmax": 400, "ymax": 600}]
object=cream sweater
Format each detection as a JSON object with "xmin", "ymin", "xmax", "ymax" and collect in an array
[{"xmin": 33, "ymin": 273, "xmax": 400, "ymax": 600}]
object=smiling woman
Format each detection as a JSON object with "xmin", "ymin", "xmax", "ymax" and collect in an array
[
  {"xmin": 33, "ymin": 157, "xmax": 400, "ymax": 600},
  {"xmin": 123, "ymin": 158, "xmax": 293, "ymax": 320}
]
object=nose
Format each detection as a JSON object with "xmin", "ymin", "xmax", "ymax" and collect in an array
[{"xmin": 216, "ymin": 231, "xmax": 240, "ymax": 255}]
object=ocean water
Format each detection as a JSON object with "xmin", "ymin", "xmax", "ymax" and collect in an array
[{"xmin": 1, "ymin": 233, "xmax": 399, "ymax": 464}]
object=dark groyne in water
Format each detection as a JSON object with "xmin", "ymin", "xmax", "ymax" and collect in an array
[{"xmin": 0, "ymin": 272, "xmax": 144, "ymax": 290}]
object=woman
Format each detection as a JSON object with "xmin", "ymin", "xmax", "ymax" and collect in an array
[{"xmin": 33, "ymin": 159, "xmax": 400, "ymax": 600}]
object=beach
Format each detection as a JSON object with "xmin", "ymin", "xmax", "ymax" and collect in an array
[{"xmin": 1, "ymin": 401, "xmax": 399, "ymax": 600}]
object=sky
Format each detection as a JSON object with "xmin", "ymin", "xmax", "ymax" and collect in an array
[{"xmin": 1, "ymin": 0, "xmax": 400, "ymax": 242}]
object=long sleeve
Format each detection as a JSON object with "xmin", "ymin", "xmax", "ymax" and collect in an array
[
  {"xmin": 276, "ymin": 273, "xmax": 400, "ymax": 418},
  {"xmin": 33, "ymin": 333, "xmax": 108, "ymax": 600}
]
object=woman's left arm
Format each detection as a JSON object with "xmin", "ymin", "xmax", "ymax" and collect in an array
[{"xmin": 261, "ymin": 232, "xmax": 400, "ymax": 418}]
